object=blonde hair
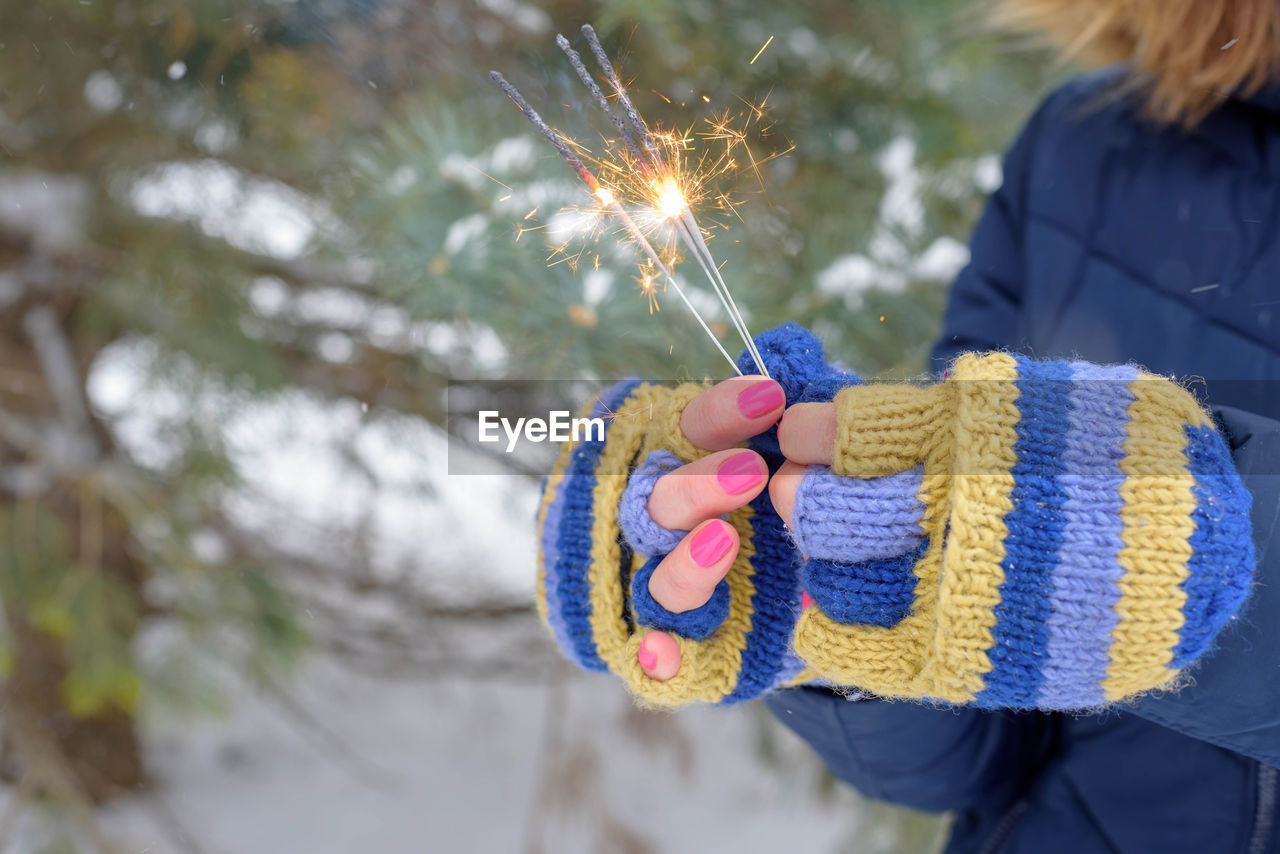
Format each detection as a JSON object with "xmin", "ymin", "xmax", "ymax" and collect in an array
[{"xmin": 993, "ymin": 0, "xmax": 1280, "ymax": 127}]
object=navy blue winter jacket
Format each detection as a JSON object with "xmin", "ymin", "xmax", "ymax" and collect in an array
[{"xmin": 767, "ymin": 72, "xmax": 1280, "ymax": 853}]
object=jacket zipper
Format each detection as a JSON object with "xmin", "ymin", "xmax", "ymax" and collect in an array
[{"xmin": 1249, "ymin": 763, "xmax": 1278, "ymax": 854}]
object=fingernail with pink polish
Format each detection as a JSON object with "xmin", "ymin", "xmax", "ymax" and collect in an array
[
  {"xmin": 689, "ymin": 521, "xmax": 734, "ymax": 567},
  {"xmin": 737, "ymin": 380, "xmax": 785, "ymax": 418},
  {"xmin": 717, "ymin": 452, "xmax": 763, "ymax": 495},
  {"xmin": 638, "ymin": 637, "xmax": 657, "ymax": 671}
]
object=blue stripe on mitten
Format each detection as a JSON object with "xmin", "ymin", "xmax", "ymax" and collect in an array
[
  {"xmin": 631, "ymin": 555, "xmax": 732, "ymax": 640},
  {"xmin": 791, "ymin": 465, "xmax": 927, "ymax": 628},
  {"xmin": 804, "ymin": 539, "xmax": 929, "ymax": 627}
]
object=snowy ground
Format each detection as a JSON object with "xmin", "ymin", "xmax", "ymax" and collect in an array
[{"xmin": 0, "ymin": 649, "xmax": 945, "ymax": 854}]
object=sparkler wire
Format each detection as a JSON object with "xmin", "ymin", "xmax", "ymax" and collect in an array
[
  {"xmin": 490, "ymin": 70, "xmax": 741, "ymax": 375},
  {"xmin": 577, "ymin": 26, "xmax": 769, "ymax": 376},
  {"xmin": 676, "ymin": 209, "xmax": 768, "ymax": 373},
  {"xmin": 580, "ymin": 25, "xmax": 663, "ymax": 162},
  {"xmin": 488, "ymin": 72, "xmax": 598, "ymax": 190},
  {"xmin": 607, "ymin": 204, "xmax": 742, "ymax": 374},
  {"xmin": 555, "ymin": 35, "xmax": 646, "ymax": 166},
  {"xmin": 493, "ymin": 29, "xmax": 773, "ymax": 377}
]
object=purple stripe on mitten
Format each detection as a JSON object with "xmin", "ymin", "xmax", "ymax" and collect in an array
[
  {"xmin": 619, "ymin": 450, "xmax": 688, "ymax": 556},
  {"xmin": 631, "ymin": 555, "xmax": 731, "ymax": 640},
  {"xmin": 791, "ymin": 465, "xmax": 926, "ymax": 563}
]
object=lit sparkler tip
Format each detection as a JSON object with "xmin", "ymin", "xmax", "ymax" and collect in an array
[
  {"xmin": 493, "ymin": 23, "xmax": 765, "ymax": 378},
  {"xmin": 655, "ymin": 179, "xmax": 687, "ymax": 219}
]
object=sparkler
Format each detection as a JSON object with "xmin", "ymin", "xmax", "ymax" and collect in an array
[
  {"xmin": 488, "ymin": 70, "xmax": 740, "ymax": 372},
  {"xmin": 490, "ymin": 24, "xmax": 774, "ymax": 377}
]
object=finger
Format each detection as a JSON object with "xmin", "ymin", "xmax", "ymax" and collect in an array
[
  {"xmin": 648, "ymin": 519, "xmax": 738, "ymax": 613},
  {"xmin": 768, "ymin": 460, "xmax": 809, "ymax": 531},
  {"xmin": 648, "ymin": 449, "xmax": 767, "ymax": 531},
  {"xmin": 778, "ymin": 402, "xmax": 837, "ymax": 465},
  {"xmin": 681, "ymin": 375, "xmax": 785, "ymax": 451},
  {"xmin": 637, "ymin": 630, "xmax": 680, "ymax": 681}
]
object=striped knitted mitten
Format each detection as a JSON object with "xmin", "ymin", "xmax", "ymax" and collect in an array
[
  {"xmin": 788, "ymin": 353, "xmax": 1256, "ymax": 710},
  {"xmin": 536, "ymin": 323, "xmax": 858, "ymax": 706}
]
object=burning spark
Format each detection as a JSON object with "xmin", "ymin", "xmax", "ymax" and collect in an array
[
  {"xmin": 655, "ymin": 179, "xmax": 686, "ymax": 219},
  {"xmin": 469, "ymin": 164, "xmax": 514, "ymax": 191},
  {"xmin": 749, "ymin": 35, "xmax": 774, "ymax": 65},
  {"xmin": 490, "ymin": 24, "xmax": 785, "ymax": 376},
  {"xmin": 637, "ymin": 267, "xmax": 662, "ymax": 314}
]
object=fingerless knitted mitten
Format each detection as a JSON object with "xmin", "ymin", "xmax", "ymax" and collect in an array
[
  {"xmin": 536, "ymin": 324, "xmax": 856, "ymax": 706},
  {"xmin": 536, "ymin": 325, "xmax": 1256, "ymax": 711},
  {"xmin": 789, "ymin": 353, "xmax": 1256, "ymax": 709}
]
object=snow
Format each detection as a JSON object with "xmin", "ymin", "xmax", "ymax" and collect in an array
[
  {"xmin": 87, "ymin": 337, "xmax": 538, "ymax": 607},
  {"xmin": 475, "ymin": 0, "xmax": 551, "ymax": 35},
  {"xmin": 582, "ymin": 268, "xmax": 613, "ymax": 306},
  {"xmin": 0, "ymin": 171, "xmax": 89, "ymax": 249},
  {"xmin": 17, "ymin": 653, "xmax": 880, "ymax": 854},
  {"xmin": 815, "ymin": 236, "xmax": 968, "ymax": 309},
  {"xmin": 914, "ymin": 236, "xmax": 971, "ymax": 281},
  {"xmin": 129, "ymin": 160, "xmax": 340, "ymax": 259},
  {"xmin": 812, "ymin": 137, "xmax": 975, "ymax": 307},
  {"xmin": 84, "ymin": 69, "xmax": 124, "ymax": 113},
  {"xmin": 974, "ymin": 154, "xmax": 1002, "ymax": 194},
  {"xmin": 875, "ymin": 137, "xmax": 925, "ymax": 249},
  {"xmin": 443, "ymin": 213, "xmax": 488, "ymax": 255}
]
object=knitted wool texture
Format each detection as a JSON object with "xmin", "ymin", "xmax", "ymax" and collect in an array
[
  {"xmin": 619, "ymin": 450, "xmax": 731, "ymax": 639},
  {"xmin": 536, "ymin": 324, "xmax": 846, "ymax": 706},
  {"xmin": 618, "ymin": 450, "xmax": 687, "ymax": 556},
  {"xmin": 791, "ymin": 465, "xmax": 926, "ymax": 562},
  {"xmin": 791, "ymin": 353, "xmax": 1257, "ymax": 709},
  {"xmin": 536, "ymin": 325, "xmax": 1256, "ymax": 710}
]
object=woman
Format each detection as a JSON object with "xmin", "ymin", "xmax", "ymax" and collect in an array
[{"xmin": 536, "ymin": 2, "xmax": 1280, "ymax": 850}]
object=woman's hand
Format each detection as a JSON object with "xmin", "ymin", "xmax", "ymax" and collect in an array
[
  {"xmin": 765, "ymin": 402, "xmax": 837, "ymax": 531},
  {"xmin": 635, "ymin": 374, "xmax": 786, "ymax": 681}
]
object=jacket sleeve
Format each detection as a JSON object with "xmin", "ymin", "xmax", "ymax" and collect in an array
[
  {"xmin": 764, "ymin": 690, "xmax": 1056, "ymax": 813},
  {"xmin": 1132, "ymin": 404, "xmax": 1280, "ymax": 768}
]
